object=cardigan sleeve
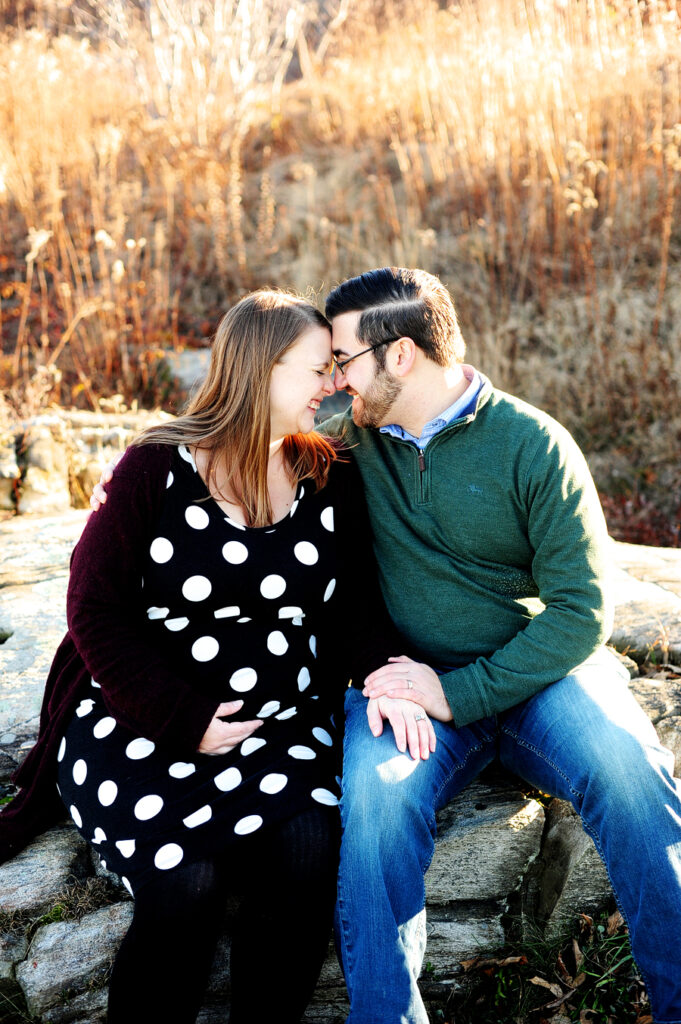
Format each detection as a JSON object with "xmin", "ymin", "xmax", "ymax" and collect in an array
[{"xmin": 65, "ymin": 444, "xmax": 218, "ymax": 752}]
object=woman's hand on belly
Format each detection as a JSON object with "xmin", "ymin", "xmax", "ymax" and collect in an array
[{"xmin": 198, "ymin": 700, "xmax": 263, "ymax": 755}]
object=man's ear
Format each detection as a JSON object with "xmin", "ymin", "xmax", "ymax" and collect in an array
[{"xmin": 390, "ymin": 337, "xmax": 417, "ymax": 378}]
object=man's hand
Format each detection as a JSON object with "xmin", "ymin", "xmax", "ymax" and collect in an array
[
  {"xmin": 89, "ymin": 454, "xmax": 123, "ymax": 511},
  {"xmin": 366, "ymin": 695, "xmax": 436, "ymax": 760},
  {"xmin": 363, "ymin": 655, "xmax": 454, "ymax": 723},
  {"xmin": 198, "ymin": 700, "xmax": 263, "ymax": 755}
]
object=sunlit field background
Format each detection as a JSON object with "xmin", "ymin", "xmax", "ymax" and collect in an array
[{"xmin": 1, "ymin": 0, "xmax": 680, "ymax": 543}]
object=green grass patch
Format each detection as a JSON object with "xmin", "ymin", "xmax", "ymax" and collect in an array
[{"xmin": 441, "ymin": 910, "xmax": 651, "ymax": 1024}]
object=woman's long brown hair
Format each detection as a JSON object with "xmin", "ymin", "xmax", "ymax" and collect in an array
[{"xmin": 133, "ymin": 290, "xmax": 340, "ymax": 527}]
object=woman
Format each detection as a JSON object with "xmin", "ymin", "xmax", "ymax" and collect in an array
[{"xmin": 0, "ymin": 291, "xmax": 434, "ymax": 1023}]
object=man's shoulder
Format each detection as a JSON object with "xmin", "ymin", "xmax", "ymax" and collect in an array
[
  {"xmin": 482, "ymin": 386, "xmax": 575, "ymax": 444},
  {"xmin": 319, "ymin": 406, "xmax": 355, "ymax": 439}
]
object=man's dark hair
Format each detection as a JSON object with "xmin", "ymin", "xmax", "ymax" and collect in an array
[{"xmin": 325, "ymin": 267, "xmax": 465, "ymax": 368}]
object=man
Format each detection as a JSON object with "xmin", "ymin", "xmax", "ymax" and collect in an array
[{"xmin": 321, "ymin": 267, "xmax": 681, "ymax": 1024}]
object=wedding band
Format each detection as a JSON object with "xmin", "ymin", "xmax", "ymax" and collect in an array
[
  {"xmin": 414, "ymin": 712, "xmax": 425, "ymax": 722},
  {"xmin": 407, "ymin": 679, "xmax": 413, "ymax": 689}
]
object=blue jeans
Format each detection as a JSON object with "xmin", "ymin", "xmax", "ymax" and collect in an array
[{"xmin": 336, "ymin": 649, "xmax": 681, "ymax": 1023}]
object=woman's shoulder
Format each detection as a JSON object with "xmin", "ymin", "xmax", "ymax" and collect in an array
[{"xmin": 115, "ymin": 441, "xmax": 175, "ymax": 478}]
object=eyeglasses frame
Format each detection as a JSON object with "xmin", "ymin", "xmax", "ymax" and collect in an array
[{"xmin": 332, "ymin": 338, "xmax": 398, "ymax": 377}]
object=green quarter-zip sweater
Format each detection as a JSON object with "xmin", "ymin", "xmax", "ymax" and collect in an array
[{"xmin": 322, "ymin": 375, "xmax": 614, "ymax": 727}]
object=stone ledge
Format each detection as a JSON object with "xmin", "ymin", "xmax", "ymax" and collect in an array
[{"xmin": 0, "ymin": 510, "xmax": 680, "ymax": 1020}]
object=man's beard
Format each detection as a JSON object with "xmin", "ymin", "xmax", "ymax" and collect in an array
[{"xmin": 351, "ymin": 368, "xmax": 403, "ymax": 429}]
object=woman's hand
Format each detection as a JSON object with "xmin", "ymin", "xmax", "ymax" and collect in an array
[
  {"xmin": 363, "ymin": 655, "xmax": 454, "ymax": 723},
  {"xmin": 366, "ymin": 695, "xmax": 436, "ymax": 760},
  {"xmin": 89, "ymin": 454, "xmax": 124, "ymax": 511},
  {"xmin": 198, "ymin": 700, "xmax": 263, "ymax": 755}
]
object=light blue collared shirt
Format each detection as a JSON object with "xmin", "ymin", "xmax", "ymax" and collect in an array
[{"xmin": 379, "ymin": 365, "xmax": 483, "ymax": 448}]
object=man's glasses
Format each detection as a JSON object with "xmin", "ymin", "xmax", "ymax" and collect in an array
[{"xmin": 332, "ymin": 338, "xmax": 397, "ymax": 377}]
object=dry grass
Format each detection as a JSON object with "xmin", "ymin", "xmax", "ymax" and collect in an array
[{"xmin": 0, "ymin": 0, "xmax": 679, "ymax": 538}]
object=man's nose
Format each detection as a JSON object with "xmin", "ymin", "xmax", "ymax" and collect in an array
[{"xmin": 333, "ymin": 367, "xmax": 348, "ymax": 389}]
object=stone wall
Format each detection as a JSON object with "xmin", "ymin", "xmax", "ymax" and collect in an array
[
  {"xmin": 0, "ymin": 410, "xmax": 172, "ymax": 516},
  {"xmin": 0, "ymin": 413, "xmax": 680, "ymax": 1022}
]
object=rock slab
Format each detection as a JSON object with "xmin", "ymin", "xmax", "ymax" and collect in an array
[{"xmin": 0, "ymin": 512, "xmax": 680, "ymax": 1021}]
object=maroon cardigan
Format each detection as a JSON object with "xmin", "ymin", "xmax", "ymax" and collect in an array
[{"xmin": 0, "ymin": 443, "xmax": 399, "ymax": 862}]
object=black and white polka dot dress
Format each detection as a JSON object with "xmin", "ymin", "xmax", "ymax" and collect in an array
[{"xmin": 56, "ymin": 444, "xmax": 344, "ymax": 893}]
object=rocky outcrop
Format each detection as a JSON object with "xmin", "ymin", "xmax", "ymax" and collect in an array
[
  {"xmin": 0, "ymin": 390, "xmax": 350, "ymax": 517},
  {"xmin": 0, "ymin": 489, "xmax": 680, "ymax": 1021},
  {"xmin": 0, "ymin": 410, "xmax": 171, "ymax": 515}
]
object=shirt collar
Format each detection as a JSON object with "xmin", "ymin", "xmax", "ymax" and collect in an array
[{"xmin": 379, "ymin": 365, "xmax": 483, "ymax": 447}]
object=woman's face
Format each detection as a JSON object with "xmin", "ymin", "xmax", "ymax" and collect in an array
[{"xmin": 269, "ymin": 326, "xmax": 335, "ymax": 439}]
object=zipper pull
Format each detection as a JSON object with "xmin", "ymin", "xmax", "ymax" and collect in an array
[{"xmin": 418, "ymin": 449, "xmax": 426, "ymax": 472}]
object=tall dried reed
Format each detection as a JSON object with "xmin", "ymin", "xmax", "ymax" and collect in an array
[{"xmin": 0, "ymin": 0, "xmax": 679, "ymax": 536}]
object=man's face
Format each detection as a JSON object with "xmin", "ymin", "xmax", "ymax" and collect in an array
[{"xmin": 331, "ymin": 312, "xmax": 403, "ymax": 429}]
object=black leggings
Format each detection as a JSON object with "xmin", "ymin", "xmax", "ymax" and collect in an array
[{"xmin": 107, "ymin": 806, "xmax": 340, "ymax": 1024}]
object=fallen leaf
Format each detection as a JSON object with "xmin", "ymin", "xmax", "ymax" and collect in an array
[
  {"xmin": 556, "ymin": 952, "xmax": 573, "ymax": 984},
  {"xmin": 529, "ymin": 976, "xmax": 563, "ymax": 998},
  {"xmin": 572, "ymin": 937, "xmax": 584, "ymax": 971},
  {"xmin": 460, "ymin": 954, "xmax": 527, "ymax": 972},
  {"xmin": 573, "ymin": 972, "xmax": 586, "ymax": 987},
  {"xmin": 607, "ymin": 910, "xmax": 624, "ymax": 936}
]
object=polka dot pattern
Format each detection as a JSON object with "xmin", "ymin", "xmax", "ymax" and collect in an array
[
  {"xmin": 134, "ymin": 795, "xmax": 163, "ymax": 820},
  {"xmin": 155, "ymin": 843, "xmax": 184, "ymax": 870},
  {"xmin": 182, "ymin": 575, "xmax": 212, "ymax": 602},
  {"xmin": 256, "ymin": 700, "xmax": 280, "ymax": 717},
  {"xmin": 230, "ymin": 667, "xmax": 257, "ymax": 692},
  {"xmin": 223, "ymin": 541, "xmax": 248, "ymax": 564},
  {"xmin": 98, "ymin": 781, "xmax": 118, "ymax": 807},
  {"xmin": 93, "ymin": 717, "xmax": 116, "ymax": 739},
  {"xmin": 150, "ymin": 537, "xmax": 174, "ymax": 563},
  {"xmin": 294, "ymin": 541, "xmax": 319, "ymax": 565},
  {"xmin": 311, "ymin": 788, "xmax": 339, "ymax": 806},
  {"xmin": 214, "ymin": 767, "xmax": 242, "ymax": 792},
  {"xmin": 312, "ymin": 727, "xmax": 333, "ymax": 747},
  {"xmin": 241, "ymin": 737, "xmax": 267, "ymax": 756},
  {"xmin": 288, "ymin": 745, "xmax": 316, "ymax": 760},
  {"xmin": 320, "ymin": 507, "xmax": 334, "ymax": 531},
  {"xmin": 147, "ymin": 606, "xmax": 169, "ymax": 620},
  {"xmin": 260, "ymin": 574, "xmax": 286, "ymax": 599},
  {"xmin": 192, "ymin": 636, "xmax": 219, "ymax": 662},
  {"xmin": 185, "ymin": 505, "xmax": 209, "ymax": 530},
  {"xmin": 54, "ymin": 445, "xmax": 343, "ymax": 890},
  {"xmin": 234, "ymin": 815, "xmax": 263, "ymax": 835},
  {"xmin": 165, "ymin": 617, "xmax": 189, "ymax": 631},
  {"xmin": 260, "ymin": 773, "xmax": 288, "ymax": 794},
  {"xmin": 183, "ymin": 805, "xmax": 212, "ymax": 828},
  {"xmin": 267, "ymin": 631, "xmax": 288, "ymax": 656},
  {"xmin": 126, "ymin": 738, "xmax": 155, "ymax": 760}
]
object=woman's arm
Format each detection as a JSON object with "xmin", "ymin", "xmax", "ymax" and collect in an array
[{"xmin": 66, "ymin": 444, "xmax": 220, "ymax": 751}]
